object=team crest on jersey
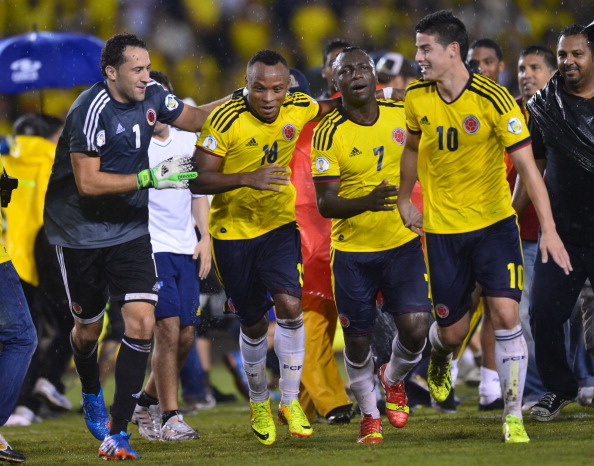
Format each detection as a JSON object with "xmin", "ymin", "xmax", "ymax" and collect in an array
[
  {"xmin": 72, "ymin": 302, "xmax": 83, "ymax": 315},
  {"xmin": 339, "ymin": 314, "xmax": 350, "ymax": 328},
  {"xmin": 463, "ymin": 115, "xmax": 480, "ymax": 134},
  {"xmin": 165, "ymin": 94, "xmax": 179, "ymax": 111},
  {"xmin": 96, "ymin": 130, "xmax": 105, "ymax": 147},
  {"xmin": 282, "ymin": 123, "xmax": 296, "ymax": 141},
  {"xmin": 508, "ymin": 117, "xmax": 522, "ymax": 135},
  {"xmin": 435, "ymin": 303, "xmax": 449, "ymax": 319},
  {"xmin": 202, "ymin": 135, "xmax": 218, "ymax": 151},
  {"xmin": 315, "ymin": 156, "xmax": 330, "ymax": 173},
  {"xmin": 393, "ymin": 127, "xmax": 406, "ymax": 145},
  {"xmin": 146, "ymin": 108, "xmax": 157, "ymax": 126}
]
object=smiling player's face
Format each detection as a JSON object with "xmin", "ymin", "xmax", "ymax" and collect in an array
[
  {"xmin": 108, "ymin": 46, "xmax": 151, "ymax": 104},
  {"xmin": 245, "ymin": 62, "xmax": 290, "ymax": 123},
  {"xmin": 415, "ymin": 33, "xmax": 456, "ymax": 82}
]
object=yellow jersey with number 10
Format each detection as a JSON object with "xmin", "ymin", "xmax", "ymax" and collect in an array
[
  {"xmin": 405, "ymin": 73, "xmax": 531, "ymax": 234},
  {"xmin": 196, "ymin": 92, "xmax": 319, "ymax": 240},
  {"xmin": 311, "ymin": 101, "xmax": 417, "ymax": 252}
]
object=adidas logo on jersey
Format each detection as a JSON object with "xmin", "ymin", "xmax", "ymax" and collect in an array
[
  {"xmin": 116, "ymin": 123, "xmax": 125, "ymax": 134},
  {"xmin": 420, "ymin": 116, "xmax": 430, "ymax": 125},
  {"xmin": 349, "ymin": 147, "xmax": 362, "ymax": 157},
  {"xmin": 246, "ymin": 137, "xmax": 258, "ymax": 147}
]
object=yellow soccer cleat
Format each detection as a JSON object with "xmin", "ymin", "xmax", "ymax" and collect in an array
[
  {"xmin": 427, "ymin": 352, "xmax": 452, "ymax": 403},
  {"xmin": 502, "ymin": 414, "xmax": 530, "ymax": 443},
  {"xmin": 250, "ymin": 399, "xmax": 277, "ymax": 446},
  {"xmin": 278, "ymin": 399, "xmax": 313, "ymax": 438}
]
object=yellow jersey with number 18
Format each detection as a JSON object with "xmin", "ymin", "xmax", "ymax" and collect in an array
[
  {"xmin": 405, "ymin": 73, "xmax": 531, "ymax": 234},
  {"xmin": 196, "ymin": 92, "xmax": 319, "ymax": 240},
  {"xmin": 311, "ymin": 101, "xmax": 417, "ymax": 252}
]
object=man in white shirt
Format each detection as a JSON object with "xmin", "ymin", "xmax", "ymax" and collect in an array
[{"xmin": 132, "ymin": 71, "xmax": 211, "ymax": 441}]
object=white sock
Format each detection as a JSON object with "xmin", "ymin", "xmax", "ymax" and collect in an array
[
  {"xmin": 494, "ymin": 325, "xmax": 527, "ymax": 418},
  {"xmin": 450, "ymin": 358, "xmax": 459, "ymax": 388},
  {"xmin": 384, "ymin": 335, "xmax": 425, "ymax": 385},
  {"xmin": 429, "ymin": 321, "xmax": 453, "ymax": 359},
  {"xmin": 344, "ymin": 350, "xmax": 380, "ymax": 419},
  {"xmin": 239, "ymin": 330, "xmax": 269, "ymax": 403},
  {"xmin": 274, "ymin": 316, "xmax": 305, "ymax": 406},
  {"xmin": 479, "ymin": 367, "xmax": 502, "ymax": 405}
]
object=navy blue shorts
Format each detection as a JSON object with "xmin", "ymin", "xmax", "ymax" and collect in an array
[
  {"xmin": 57, "ymin": 234, "xmax": 158, "ymax": 324},
  {"xmin": 154, "ymin": 252, "xmax": 201, "ymax": 326},
  {"xmin": 331, "ymin": 237, "xmax": 432, "ymax": 336},
  {"xmin": 425, "ymin": 215, "xmax": 523, "ymax": 327},
  {"xmin": 212, "ymin": 222, "xmax": 303, "ymax": 327}
]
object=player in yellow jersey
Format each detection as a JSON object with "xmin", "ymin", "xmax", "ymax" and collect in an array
[
  {"xmin": 397, "ymin": 10, "xmax": 571, "ymax": 444},
  {"xmin": 0, "ymin": 155, "xmax": 37, "ymax": 463},
  {"xmin": 190, "ymin": 50, "xmax": 348, "ymax": 445},
  {"xmin": 311, "ymin": 47, "xmax": 432, "ymax": 444}
]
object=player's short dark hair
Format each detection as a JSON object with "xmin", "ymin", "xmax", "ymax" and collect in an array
[
  {"xmin": 519, "ymin": 45, "xmax": 557, "ymax": 71},
  {"xmin": 247, "ymin": 50, "xmax": 288, "ymax": 69},
  {"xmin": 100, "ymin": 33, "xmax": 147, "ymax": 77},
  {"xmin": 416, "ymin": 10, "xmax": 469, "ymax": 62},
  {"xmin": 150, "ymin": 70, "xmax": 173, "ymax": 93},
  {"xmin": 322, "ymin": 39, "xmax": 352, "ymax": 66},
  {"xmin": 470, "ymin": 38, "xmax": 503, "ymax": 62}
]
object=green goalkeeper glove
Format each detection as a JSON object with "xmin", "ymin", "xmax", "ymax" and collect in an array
[{"xmin": 136, "ymin": 156, "xmax": 198, "ymax": 190}]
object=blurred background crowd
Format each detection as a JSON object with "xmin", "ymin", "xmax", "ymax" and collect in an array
[{"xmin": 0, "ymin": 0, "xmax": 590, "ymax": 135}]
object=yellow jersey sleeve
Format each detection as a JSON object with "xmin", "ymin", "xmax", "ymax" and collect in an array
[
  {"xmin": 312, "ymin": 102, "xmax": 417, "ymax": 252},
  {"xmin": 196, "ymin": 93, "xmax": 319, "ymax": 240}
]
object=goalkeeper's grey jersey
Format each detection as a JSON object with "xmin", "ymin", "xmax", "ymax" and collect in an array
[{"xmin": 44, "ymin": 80, "xmax": 185, "ymax": 248}]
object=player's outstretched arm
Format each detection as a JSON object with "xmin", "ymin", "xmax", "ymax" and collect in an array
[
  {"xmin": 510, "ymin": 145, "xmax": 572, "ymax": 274},
  {"xmin": 189, "ymin": 148, "xmax": 290, "ymax": 195},
  {"xmin": 315, "ymin": 179, "xmax": 398, "ymax": 219},
  {"xmin": 71, "ymin": 152, "xmax": 139, "ymax": 195},
  {"xmin": 512, "ymin": 158, "xmax": 546, "ymax": 216},
  {"xmin": 172, "ymin": 94, "xmax": 232, "ymax": 133},
  {"xmin": 397, "ymin": 131, "xmax": 423, "ymax": 236},
  {"xmin": 72, "ymin": 152, "xmax": 197, "ymax": 196},
  {"xmin": 377, "ymin": 87, "xmax": 406, "ymax": 101}
]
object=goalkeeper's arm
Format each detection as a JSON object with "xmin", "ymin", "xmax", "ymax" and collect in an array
[{"xmin": 71, "ymin": 152, "xmax": 197, "ymax": 196}]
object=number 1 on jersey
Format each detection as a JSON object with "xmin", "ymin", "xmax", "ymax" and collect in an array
[{"xmin": 133, "ymin": 124, "xmax": 140, "ymax": 149}]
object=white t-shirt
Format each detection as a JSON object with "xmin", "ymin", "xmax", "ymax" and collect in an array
[{"xmin": 148, "ymin": 127, "xmax": 201, "ymax": 255}]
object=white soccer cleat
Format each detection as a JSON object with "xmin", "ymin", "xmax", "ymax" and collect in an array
[{"xmin": 132, "ymin": 403, "xmax": 161, "ymax": 441}]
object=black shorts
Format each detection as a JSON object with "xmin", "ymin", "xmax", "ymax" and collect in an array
[
  {"xmin": 425, "ymin": 215, "xmax": 523, "ymax": 327},
  {"xmin": 56, "ymin": 234, "xmax": 158, "ymax": 324},
  {"xmin": 212, "ymin": 222, "xmax": 302, "ymax": 327},
  {"xmin": 332, "ymin": 238, "xmax": 432, "ymax": 336}
]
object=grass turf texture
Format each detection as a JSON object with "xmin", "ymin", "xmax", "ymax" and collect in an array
[{"xmin": 3, "ymin": 370, "xmax": 593, "ymax": 465}]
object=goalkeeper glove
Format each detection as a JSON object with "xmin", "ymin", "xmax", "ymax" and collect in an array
[{"xmin": 137, "ymin": 156, "xmax": 198, "ymax": 190}]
